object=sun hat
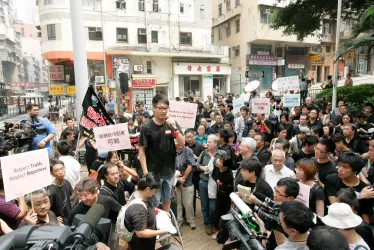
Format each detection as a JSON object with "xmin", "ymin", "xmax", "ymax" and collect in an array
[{"xmin": 321, "ymin": 203, "xmax": 362, "ymax": 229}]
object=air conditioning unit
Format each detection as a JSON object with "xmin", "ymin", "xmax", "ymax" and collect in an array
[
  {"xmin": 134, "ymin": 65, "xmax": 143, "ymax": 72},
  {"xmin": 138, "ymin": 29, "xmax": 147, "ymax": 35},
  {"xmin": 95, "ymin": 76, "xmax": 105, "ymax": 83},
  {"xmin": 265, "ymin": 9, "xmax": 271, "ymax": 14}
]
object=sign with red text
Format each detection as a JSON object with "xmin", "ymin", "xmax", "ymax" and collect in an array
[
  {"xmin": 49, "ymin": 65, "xmax": 64, "ymax": 81},
  {"xmin": 132, "ymin": 78, "xmax": 156, "ymax": 88},
  {"xmin": 1, "ymin": 149, "xmax": 51, "ymax": 202},
  {"xmin": 295, "ymin": 182, "xmax": 310, "ymax": 208},
  {"xmin": 93, "ymin": 123, "xmax": 131, "ymax": 152},
  {"xmin": 173, "ymin": 63, "xmax": 231, "ymax": 75},
  {"xmin": 252, "ymin": 98, "xmax": 270, "ymax": 114},
  {"xmin": 168, "ymin": 101, "xmax": 197, "ymax": 128}
]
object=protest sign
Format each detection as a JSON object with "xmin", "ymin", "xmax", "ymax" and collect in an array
[
  {"xmin": 168, "ymin": 101, "xmax": 198, "ymax": 128},
  {"xmin": 283, "ymin": 94, "xmax": 301, "ymax": 107},
  {"xmin": 93, "ymin": 123, "xmax": 132, "ymax": 152},
  {"xmin": 80, "ymin": 85, "xmax": 115, "ymax": 140},
  {"xmin": 295, "ymin": 182, "xmax": 311, "ymax": 208},
  {"xmin": 252, "ymin": 98, "xmax": 270, "ymax": 114},
  {"xmin": 233, "ymin": 96, "xmax": 244, "ymax": 114},
  {"xmin": 276, "ymin": 76, "xmax": 300, "ymax": 92},
  {"xmin": 1, "ymin": 149, "xmax": 51, "ymax": 202}
]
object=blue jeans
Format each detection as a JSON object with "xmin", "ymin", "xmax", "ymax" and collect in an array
[
  {"xmin": 199, "ymin": 180, "xmax": 216, "ymax": 226},
  {"xmin": 151, "ymin": 175, "xmax": 174, "ymax": 207}
]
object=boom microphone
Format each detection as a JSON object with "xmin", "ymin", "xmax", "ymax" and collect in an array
[{"xmin": 71, "ymin": 204, "xmax": 105, "ymax": 245}]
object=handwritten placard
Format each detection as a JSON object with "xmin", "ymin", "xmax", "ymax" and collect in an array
[
  {"xmin": 168, "ymin": 101, "xmax": 198, "ymax": 128},
  {"xmin": 93, "ymin": 123, "xmax": 131, "ymax": 152},
  {"xmin": 277, "ymin": 76, "xmax": 300, "ymax": 92},
  {"xmin": 283, "ymin": 94, "xmax": 301, "ymax": 107},
  {"xmin": 1, "ymin": 149, "xmax": 51, "ymax": 202},
  {"xmin": 252, "ymin": 98, "xmax": 270, "ymax": 114}
]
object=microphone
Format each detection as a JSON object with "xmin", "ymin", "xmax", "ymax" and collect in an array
[{"xmin": 71, "ymin": 204, "xmax": 105, "ymax": 245}]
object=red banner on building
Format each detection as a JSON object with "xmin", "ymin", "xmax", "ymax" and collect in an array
[{"xmin": 132, "ymin": 78, "xmax": 156, "ymax": 88}]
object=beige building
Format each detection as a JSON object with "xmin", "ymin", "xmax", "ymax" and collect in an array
[{"xmin": 211, "ymin": 0, "xmax": 319, "ymax": 93}]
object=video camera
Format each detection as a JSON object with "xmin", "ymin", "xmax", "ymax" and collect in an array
[
  {"xmin": 253, "ymin": 197, "xmax": 282, "ymax": 233},
  {"xmin": 219, "ymin": 193, "xmax": 265, "ymax": 250},
  {"xmin": 0, "ymin": 204, "xmax": 111, "ymax": 250}
]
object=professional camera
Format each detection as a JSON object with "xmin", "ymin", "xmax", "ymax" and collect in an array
[
  {"xmin": 253, "ymin": 197, "xmax": 282, "ymax": 233},
  {"xmin": 219, "ymin": 193, "xmax": 265, "ymax": 250},
  {"xmin": 0, "ymin": 204, "xmax": 111, "ymax": 250}
]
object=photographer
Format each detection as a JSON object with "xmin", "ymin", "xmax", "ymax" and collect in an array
[{"xmin": 22, "ymin": 104, "xmax": 56, "ymax": 154}]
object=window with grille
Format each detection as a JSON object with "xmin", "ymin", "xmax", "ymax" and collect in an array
[
  {"xmin": 153, "ymin": 0, "xmax": 159, "ymax": 12},
  {"xmin": 251, "ymin": 44, "xmax": 272, "ymax": 55},
  {"xmin": 151, "ymin": 31, "xmax": 158, "ymax": 43},
  {"xmin": 117, "ymin": 28, "xmax": 128, "ymax": 42},
  {"xmin": 88, "ymin": 27, "xmax": 103, "ymax": 41},
  {"xmin": 180, "ymin": 32, "xmax": 192, "ymax": 45},
  {"xmin": 139, "ymin": 0, "xmax": 145, "ymax": 11},
  {"xmin": 47, "ymin": 24, "xmax": 56, "ymax": 40},
  {"xmin": 260, "ymin": 9, "xmax": 273, "ymax": 24},
  {"xmin": 236, "ymin": 19, "xmax": 240, "ymax": 33},
  {"xmin": 116, "ymin": 1, "xmax": 126, "ymax": 9},
  {"xmin": 138, "ymin": 28, "xmax": 147, "ymax": 44},
  {"xmin": 147, "ymin": 61, "xmax": 152, "ymax": 74}
]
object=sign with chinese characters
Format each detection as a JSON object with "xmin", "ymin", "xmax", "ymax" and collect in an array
[
  {"xmin": 93, "ymin": 123, "xmax": 131, "ymax": 152},
  {"xmin": 233, "ymin": 96, "xmax": 244, "ymax": 114},
  {"xmin": 1, "ymin": 149, "xmax": 51, "ymax": 202},
  {"xmin": 49, "ymin": 85, "xmax": 65, "ymax": 95},
  {"xmin": 10, "ymin": 82, "xmax": 37, "ymax": 87},
  {"xmin": 252, "ymin": 98, "xmax": 270, "ymax": 114},
  {"xmin": 49, "ymin": 65, "xmax": 64, "ymax": 81},
  {"xmin": 247, "ymin": 71, "xmax": 264, "ymax": 78},
  {"xmin": 247, "ymin": 54, "xmax": 277, "ymax": 65},
  {"xmin": 309, "ymin": 55, "xmax": 321, "ymax": 61},
  {"xmin": 288, "ymin": 64, "xmax": 304, "ymax": 69},
  {"xmin": 67, "ymin": 86, "xmax": 76, "ymax": 95},
  {"xmin": 173, "ymin": 63, "xmax": 231, "ymax": 75},
  {"xmin": 283, "ymin": 94, "xmax": 301, "ymax": 107},
  {"xmin": 276, "ymin": 76, "xmax": 300, "ymax": 92},
  {"xmin": 132, "ymin": 78, "xmax": 156, "ymax": 88},
  {"xmin": 168, "ymin": 101, "xmax": 198, "ymax": 128}
]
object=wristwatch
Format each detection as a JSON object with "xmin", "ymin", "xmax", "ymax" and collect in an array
[{"xmin": 43, "ymin": 139, "xmax": 48, "ymax": 143}]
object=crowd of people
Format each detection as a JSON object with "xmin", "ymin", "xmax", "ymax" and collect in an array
[{"xmin": 0, "ymin": 84, "xmax": 374, "ymax": 250}]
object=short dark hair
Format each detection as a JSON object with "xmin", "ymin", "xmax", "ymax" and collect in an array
[
  {"xmin": 338, "ymin": 151, "xmax": 365, "ymax": 174},
  {"xmin": 307, "ymin": 226, "xmax": 349, "ymax": 250},
  {"xmin": 152, "ymin": 94, "xmax": 169, "ymax": 107},
  {"xmin": 50, "ymin": 158, "xmax": 64, "ymax": 173},
  {"xmin": 280, "ymin": 113, "xmax": 289, "ymax": 121},
  {"xmin": 188, "ymin": 96, "xmax": 194, "ymax": 101},
  {"xmin": 226, "ymin": 104, "xmax": 233, "ymax": 111},
  {"xmin": 277, "ymin": 177, "xmax": 299, "ymax": 198},
  {"xmin": 241, "ymin": 157, "xmax": 263, "ymax": 177},
  {"xmin": 311, "ymin": 126, "xmax": 323, "ymax": 138},
  {"xmin": 228, "ymin": 130, "xmax": 237, "ymax": 144},
  {"xmin": 66, "ymin": 118, "xmax": 73, "ymax": 123},
  {"xmin": 356, "ymin": 112, "xmax": 366, "ymax": 119},
  {"xmin": 275, "ymin": 138, "xmax": 290, "ymax": 150},
  {"xmin": 106, "ymin": 151, "xmax": 117, "ymax": 162},
  {"xmin": 343, "ymin": 123, "xmax": 357, "ymax": 132},
  {"xmin": 138, "ymin": 172, "xmax": 161, "ymax": 191},
  {"xmin": 57, "ymin": 140, "xmax": 72, "ymax": 156},
  {"xmin": 318, "ymin": 138, "xmax": 335, "ymax": 153},
  {"xmin": 103, "ymin": 162, "xmax": 118, "ymax": 176},
  {"xmin": 219, "ymin": 129, "xmax": 230, "ymax": 143},
  {"xmin": 184, "ymin": 128, "xmax": 195, "ymax": 136},
  {"xmin": 26, "ymin": 104, "xmax": 38, "ymax": 111},
  {"xmin": 304, "ymin": 135, "xmax": 319, "ymax": 147},
  {"xmin": 76, "ymin": 177, "xmax": 100, "ymax": 193},
  {"xmin": 218, "ymin": 103, "xmax": 225, "ymax": 107},
  {"xmin": 331, "ymin": 133, "xmax": 345, "ymax": 144},
  {"xmin": 280, "ymin": 201, "xmax": 314, "ymax": 234},
  {"xmin": 364, "ymin": 102, "xmax": 373, "ymax": 109},
  {"xmin": 216, "ymin": 155, "xmax": 233, "ymax": 170},
  {"xmin": 240, "ymin": 106, "xmax": 249, "ymax": 113},
  {"xmin": 254, "ymin": 133, "xmax": 266, "ymax": 142},
  {"xmin": 337, "ymin": 188, "xmax": 359, "ymax": 212}
]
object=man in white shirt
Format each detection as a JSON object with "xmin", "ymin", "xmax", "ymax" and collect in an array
[
  {"xmin": 234, "ymin": 106, "xmax": 251, "ymax": 142},
  {"xmin": 57, "ymin": 140, "xmax": 81, "ymax": 189},
  {"xmin": 263, "ymin": 150, "xmax": 296, "ymax": 189}
]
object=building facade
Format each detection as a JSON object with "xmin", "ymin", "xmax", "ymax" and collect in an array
[
  {"xmin": 38, "ymin": 0, "xmax": 230, "ymax": 111},
  {"xmin": 212, "ymin": 0, "xmax": 320, "ymax": 93}
]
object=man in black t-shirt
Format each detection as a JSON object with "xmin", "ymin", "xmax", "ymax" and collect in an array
[
  {"xmin": 325, "ymin": 152, "xmax": 374, "ymax": 223},
  {"xmin": 314, "ymin": 139, "xmax": 337, "ymax": 186},
  {"xmin": 139, "ymin": 94, "xmax": 185, "ymax": 212},
  {"xmin": 292, "ymin": 135, "xmax": 318, "ymax": 163}
]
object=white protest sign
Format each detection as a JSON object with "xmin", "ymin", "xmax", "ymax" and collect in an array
[
  {"xmin": 283, "ymin": 94, "xmax": 301, "ymax": 107},
  {"xmin": 252, "ymin": 98, "xmax": 270, "ymax": 114},
  {"xmin": 233, "ymin": 96, "xmax": 244, "ymax": 114},
  {"xmin": 93, "ymin": 123, "xmax": 131, "ymax": 152},
  {"xmin": 295, "ymin": 182, "xmax": 310, "ymax": 208},
  {"xmin": 168, "ymin": 101, "xmax": 197, "ymax": 128},
  {"xmin": 1, "ymin": 149, "xmax": 51, "ymax": 202},
  {"xmin": 276, "ymin": 76, "xmax": 300, "ymax": 92}
]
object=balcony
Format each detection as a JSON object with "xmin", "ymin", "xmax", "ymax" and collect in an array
[{"xmin": 212, "ymin": 5, "xmax": 242, "ymax": 27}]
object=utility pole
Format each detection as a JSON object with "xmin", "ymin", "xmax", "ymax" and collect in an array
[
  {"xmin": 100, "ymin": 0, "xmax": 109, "ymax": 98},
  {"xmin": 70, "ymin": 0, "xmax": 89, "ymax": 122},
  {"xmin": 332, "ymin": 0, "xmax": 342, "ymax": 110}
]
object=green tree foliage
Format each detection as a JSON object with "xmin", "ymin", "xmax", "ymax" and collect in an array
[{"xmin": 271, "ymin": 0, "xmax": 368, "ymax": 41}]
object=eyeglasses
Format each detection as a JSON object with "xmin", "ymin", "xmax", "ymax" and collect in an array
[
  {"xmin": 314, "ymin": 146, "xmax": 327, "ymax": 153},
  {"xmin": 154, "ymin": 106, "xmax": 169, "ymax": 111}
]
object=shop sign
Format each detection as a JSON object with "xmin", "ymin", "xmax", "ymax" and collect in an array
[
  {"xmin": 67, "ymin": 86, "xmax": 76, "ymax": 95},
  {"xmin": 49, "ymin": 65, "xmax": 64, "ymax": 81},
  {"xmin": 10, "ymin": 82, "xmax": 35, "ymax": 87},
  {"xmin": 247, "ymin": 54, "xmax": 277, "ymax": 65},
  {"xmin": 132, "ymin": 78, "xmax": 156, "ymax": 88},
  {"xmin": 288, "ymin": 64, "xmax": 304, "ymax": 69},
  {"xmin": 173, "ymin": 63, "xmax": 231, "ymax": 75},
  {"xmin": 310, "ymin": 55, "xmax": 321, "ymax": 61},
  {"xmin": 247, "ymin": 71, "xmax": 264, "ymax": 78},
  {"xmin": 49, "ymin": 85, "xmax": 65, "ymax": 95}
]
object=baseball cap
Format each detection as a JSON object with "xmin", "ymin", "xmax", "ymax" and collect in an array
[{"xmin": 321, "ymin": 203, "xmax": 362, "ymax": 229}]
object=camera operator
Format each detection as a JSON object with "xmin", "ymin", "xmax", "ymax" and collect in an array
[{"xmin": 22, "ymin": 104, "xmax": 56, "ymax": 154}]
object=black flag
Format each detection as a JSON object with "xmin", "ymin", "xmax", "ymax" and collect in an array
[{"xmin": 80, "ymin": 85, "xmax": 115, "ymax": 140}]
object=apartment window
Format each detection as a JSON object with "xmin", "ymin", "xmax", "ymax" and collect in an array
[
  {"xmin": 260, "ymin": 8, "xmax": 273, "ymax": 24},
  {"xmin": 180, "ymin": 3, "xmax": 184, "ymax": 14},
  {"xmin": 323, "ymin": 23, "xmax": 331, "ymax": 35},
  {"xmin": 147, "ymin": 61, "xmax": 152, "ymax": 74},
  {"xmin": 139, "ymin": 0, "xmax": 145, "ymax": 11},
  {"xmin": 236, "ymin": 0, "xmax": 240, "ymax": 7},
  {"xmin": 180, "ymin": 32, "xmax": 192, "ymax": 45},
  {"xmin": 153, "ymin": 0, "xmax": 159, "ymax": 12},
  {"xmin": 218, "ymin": 27, "xmax": 223, "ymax": 40},
  {"xmin": 226, "ymin": 0, "xmax": 231, "ymax": 11},
  {"xmin": 226, "ymin": 22, "xmax": 231, "ymax": 37},
  {"xmin": 218, "ymin": 4, "xmax": 222, "ymax": 15},
  {"xmin": 235, "ymin": 46, "xmax": 240, "ymax": 56},
  {"xmin": 325, "ymin": 45, "xmax": 331, "ymax": 53},
  {"xmin": 138, "ymin": 28, "xmax": 147, "ymax": 44},
  {"xmin": 47, "ymin": 24, "xmax": 56, "ymax": 40},
  {"xmin": 151, "ymin": 30, "xmax": 158, "ymax": 43},
  {"xmin": 82, "ymin": 0, "xmax": 95, "ymax": 6},
  {"xmin": 88, "ymin": 27, "xmax": 103, "ymax": 41},
  {"xmin": 236, "ymin": 19, "xmax": 240, "ymax": 32},
  {"xmin": 251, "ymin": 44, "xmax": 272, "ymax": 55},
  {"xmin": 117, "ymin": 28, "xmax": 128, "ymax": 42},
  {"xmin": 44, "ymin": 0, "xmax": 52, "ymax": 5},
  {"xmin": 116, "ymin": 1, "xmax": 126, "ymax": 9}
]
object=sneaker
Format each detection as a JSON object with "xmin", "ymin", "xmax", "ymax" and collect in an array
[
  {"xmin": 205, "ymin": 225, "xmax": 212, "ymax": 235},
  {"xmin": 189, "ymin": 222, "xmax": 196, "ymax": 230},
  {"xmin": 211, "ymin": 233, "xmax": 217, "ymax": 240}
]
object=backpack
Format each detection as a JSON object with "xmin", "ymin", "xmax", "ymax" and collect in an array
[
  {"xmin": 116, "ymin": 195, "xmax": 147, "ymax": 242},
  {"xmin": 89, "ymin": 164, "xmax": 105, "ymax": 180}
]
